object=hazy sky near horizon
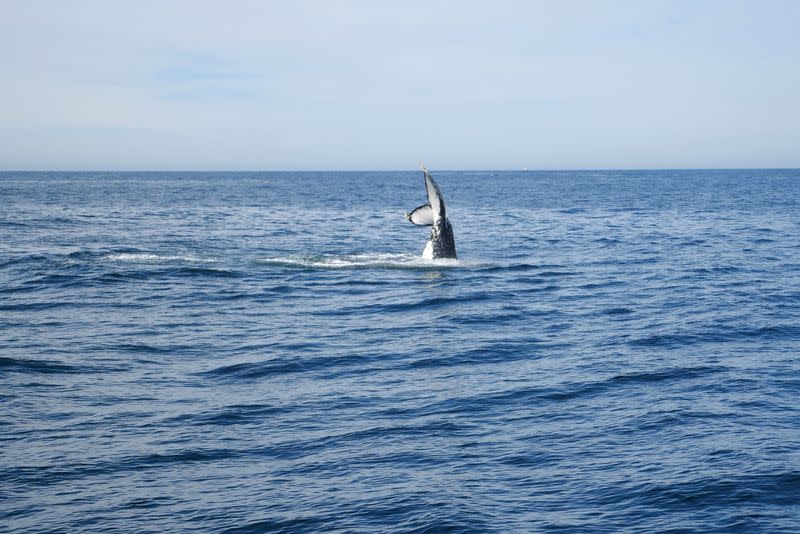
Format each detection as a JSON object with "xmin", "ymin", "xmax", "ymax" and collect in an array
[{"xmin": 1, "ymin": 1, "xmax": 798, "ymax": 170}]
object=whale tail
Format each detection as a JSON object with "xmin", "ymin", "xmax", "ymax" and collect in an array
[
  {"xmin": 421, "ymin": 163, "xmax": 445, "ymax": 218},
  {"xmin": 404, "ymin": 164, "xmax": 457, "ymax": 260},
  {"xmin": 405, "ymin": 163, "xmax": 446, "ymax": 225}
]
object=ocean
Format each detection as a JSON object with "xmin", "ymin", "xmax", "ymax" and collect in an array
[{"xmin": 2, "ymin": 169, "xmax": 800, "ymax": 533}]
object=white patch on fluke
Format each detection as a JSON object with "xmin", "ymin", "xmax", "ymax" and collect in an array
[{"xmin": 407, "ymin": 204, "xmax": 434, "ymax": 226}]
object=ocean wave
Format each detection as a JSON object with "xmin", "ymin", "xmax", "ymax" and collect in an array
[
  {"xmin": 311, "ymin": 291, "xmax": 506, "ymax": 316},
  {"xmin": 199, "ymin": 350, "xmax": 378, "ymax": 381},
  {"xmin": 0, "ymin": 356, "xmax": 80, "ymax": 374},
  {"xmin": 164, "ymin": 404, "xmax": 290, "ymax": 427},
  {"xmin": 5, "ymin": 170, "xmax": 800, "ymax": 533},
  {"xmin": 0, "ymin": 356, "xmax": 127, "ymax": 375},
  {"xmin": 631, "ymin": 324, "xmax": 800, "ymax": 347}
]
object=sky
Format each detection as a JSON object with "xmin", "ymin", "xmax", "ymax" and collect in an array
[{"xmin": 1, "ymin": 0, "xmax": 798, "ymax": 170}]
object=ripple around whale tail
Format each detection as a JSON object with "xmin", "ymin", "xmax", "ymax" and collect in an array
[
  {"xmin": 255, "ymin": 253, "xmax": 482, "ymax": 270},
  {"xmin": 49, "ymin": 249, "xmax": 500, "ymax": 273}
]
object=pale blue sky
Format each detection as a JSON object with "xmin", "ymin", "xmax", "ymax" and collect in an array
[{"xmin": 1, "ymin": 0, "xmax": 798, "ymax": 170}]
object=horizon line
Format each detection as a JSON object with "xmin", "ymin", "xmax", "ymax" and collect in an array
[{"xmin": 2, "ymin": 166, "xmax": 800, "ymax": 173}]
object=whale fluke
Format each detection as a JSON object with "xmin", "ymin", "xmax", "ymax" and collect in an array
[
  {"xmin": 405, "ymin": 204, "xmax": 434, "ymax": 226},
  {"xmin": 405, "ymin": 165, "xmax": 457, "ymax": 259}
]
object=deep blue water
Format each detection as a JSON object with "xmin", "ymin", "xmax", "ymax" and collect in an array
[{"xmin": 2, "ymin": 169, "xmax": 800, "ymax": 533}]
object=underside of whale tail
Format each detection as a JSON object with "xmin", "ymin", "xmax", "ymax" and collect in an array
[
  {"xmin": 406, "ymin": 204, "xmax": 434, "ymax": 226},
  {"xmin": 421, "ymin": 165, "xmax": 445, "ymax": 218}
]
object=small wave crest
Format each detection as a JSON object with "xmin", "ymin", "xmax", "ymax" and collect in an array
[
  {"xmin": 0, "ymin": 356, "xmax": 127, "ymax": 375},
  {"xmin": 104, "ymin": 253, "xmax": 219, "ymax": 263},
  {"xmin": 256, "ymin": 253, "xmax": 475, "ymax": 270}
]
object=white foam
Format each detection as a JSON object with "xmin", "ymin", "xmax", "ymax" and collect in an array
[
  {"xmin": 105, "ymin": 253, "xmax": 218, "ymax": 263},
  {"xmin": 257, "ymin": 252, "xmax": 465, "ymax": 270}
]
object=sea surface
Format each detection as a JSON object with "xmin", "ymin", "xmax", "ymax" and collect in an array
[{"xmin": 2, "ymin": 169, "xmax": 800, "ymax": 533}]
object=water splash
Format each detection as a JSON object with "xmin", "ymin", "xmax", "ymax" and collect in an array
[
  {"xmin": 256, "ymin": 252, "xmax": 466, "ymax": 270},
  {"xmin": 104, "ymin": 253, "xmax": 219, "ymax": 263}
]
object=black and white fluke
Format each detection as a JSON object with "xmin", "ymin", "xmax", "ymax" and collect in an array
[{"xmin": 405, "ymin": 165, "xmax": 457, "ymax": 260}]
